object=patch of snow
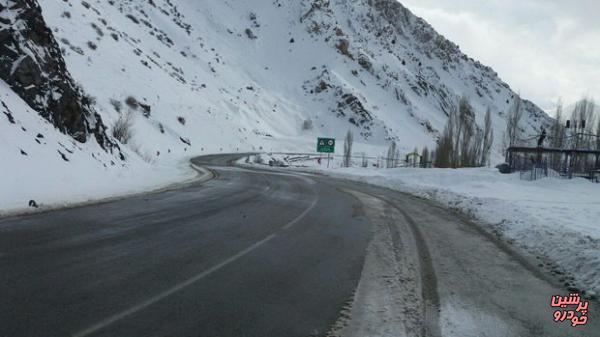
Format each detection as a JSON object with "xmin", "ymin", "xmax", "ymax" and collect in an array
[
  {"xmin": 439, "ymin": 299, "xmax": 513, "ymax": 337},
  {"xmin": 245, "ymin": 153, "xmax": 600, "ymax": 296}
]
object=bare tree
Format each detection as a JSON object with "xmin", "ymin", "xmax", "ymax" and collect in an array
[
  {"xmin": 459, "ymin": 117, "xmax": 474, "ymax": 166},
  {"xmin": 386, "ymin": 141, "xmax": 397, "ymax": 168},
  {"xmin": 421, "ymin": 147, "xmax": 429, "ymax": 168},
  {"xmin": 504, "ymin": 95, "xmax": 523, "ymax": 152},
  {"xmin": 435, "ymin": 105, "xmax": 456, "ymax": 168},
  {"xmin": 596, "ymin": 118, "xmax": 600, "ymax": 169},
  {"xmin": 570, "ymin": 98, "xmax": 596, "ymax": 170},
  {"xmin": 457, "ymin": 97, "xmax": 485, "ymax": 167},
  {"xmin": 596, "ymin": 117, "xmax": 600, "ymax": 151},
  {"xmin": 481, "ymin": 107, "xmax": 494, "ymax": 166},
  {"xmin": 571, "ymin": 98, "xmax": 596, "ymax": 148},
  {"xmin": 343, "ymin": 130, "xmax": 353, "ymax": 167},
  {"xmin": 551, "ymin": 101, "xmax": 565, "ymax": 148},
  {"xmin": 435, "ymin": 97, "xmax": 486, "ymax": 168},
  {"xmin": 453, "ymin": 97, "xmax": 471, "ymax": 167},
  {"xmin": 468, "ymin": 129, "xmax": 484, "ymax": 167},
  {"xmin": 550, "ymin": 101, "xmax": 566, "ymax": 169}
]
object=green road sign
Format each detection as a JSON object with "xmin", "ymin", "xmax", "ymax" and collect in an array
[{"xmin": 317, "ymin": 137, "xmax": 335, "ymax": 153}]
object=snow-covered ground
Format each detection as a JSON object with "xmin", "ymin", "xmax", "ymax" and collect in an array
[
  {"xmin": 244, "ymin": 153, "xmax": 600, "ymax": 296},
  {"xmin": 0, "ymin": 156, "xmax": 198, "ymax": 217},
  {"xmin": 0, "ymin": 80, "xmax": 199, "ymax": 216}
]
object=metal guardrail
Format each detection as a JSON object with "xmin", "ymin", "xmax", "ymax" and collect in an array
[{"xmin": 266, "ymin": 152, "xmax": 428, "ymax": 168}]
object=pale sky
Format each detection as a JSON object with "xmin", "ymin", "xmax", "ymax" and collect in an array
[{"xmin": 401, "ymin": 0, "xmax": 600, "ymax": 112}]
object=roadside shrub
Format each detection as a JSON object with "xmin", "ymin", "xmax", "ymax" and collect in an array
[{"xmin": 112, "ymin": 111, "xmax": 134, "ymax": 144}]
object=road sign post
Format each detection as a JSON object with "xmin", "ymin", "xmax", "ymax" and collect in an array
[{"xmin": 317, "ymin": 137, "xmax": 335, "ymax": 168}]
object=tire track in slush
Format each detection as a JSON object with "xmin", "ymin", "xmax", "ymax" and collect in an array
[
  {"xmin": 391, "ymin": 205, "xmax": 441, "ymax": 337},
  {"xmin": 360, "ymin": 191, "xmax": 441, "ymax": 337}
]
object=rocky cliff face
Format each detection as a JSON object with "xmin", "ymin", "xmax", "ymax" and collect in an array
[{"xmin": 0, "ymin": 0, "xmax": 110, "ymax": 147}]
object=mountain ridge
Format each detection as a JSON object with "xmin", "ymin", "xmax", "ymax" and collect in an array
[{"xmin": 2, "ymin": 0, "xmax": 551, "ymax": 169}]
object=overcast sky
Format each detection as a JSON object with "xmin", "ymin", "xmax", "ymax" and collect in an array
[{"xmin": 401, "ymin": 0, "xmax": 600, "ymax": 112}]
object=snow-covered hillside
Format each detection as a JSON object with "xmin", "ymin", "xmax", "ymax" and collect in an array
[
  {"xmin": 2, "ymin": 0, "xmax": 552, "ymax": 211},
  {"xmin": 39, "ymin": 0, "xmax": 548, "ymax": 153},
  {"xmin": 0, "ymin": 79, "xmax": 197, "ymax": 214}
]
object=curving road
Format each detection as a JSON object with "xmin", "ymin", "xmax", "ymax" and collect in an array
[{"xmin": 0, "ymin": 154, "xmax": 597, "ymax": 337}]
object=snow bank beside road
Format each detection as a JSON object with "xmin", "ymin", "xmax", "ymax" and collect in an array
[
  {"xmin": 244, "ymin": 154, "xmax": 600, "ymax": 296},
  {"xmin": 1, "ymin": 79, "xmax": 201, "ymax": 216},
  {"xmin": 340, "ymin": 167, "xmax": 600, "ymax": 295},
  {"xmin": 0, "ymin": 156, "xmax": 199, "ymax": 217}
]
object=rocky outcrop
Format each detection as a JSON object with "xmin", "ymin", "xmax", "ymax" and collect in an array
[
  {"xmin": 298, "ymin": 0, "xmax": 551, "ymax": 142},
  {"xmin": 0, "ymin": 0, "xmax": 111, "ymax": 147}
]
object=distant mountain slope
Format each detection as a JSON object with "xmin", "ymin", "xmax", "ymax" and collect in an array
[{"xmin": 31, "ymin": 0, "xmax": 548, "ymax": 157}]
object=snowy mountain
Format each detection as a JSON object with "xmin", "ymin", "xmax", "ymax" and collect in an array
[{"xmin": 1, "ymin": 0, "xmax": 551, "ymax": 210}]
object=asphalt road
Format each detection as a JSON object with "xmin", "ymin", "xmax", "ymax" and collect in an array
[{"xmin": 1, "ymin": 154, "xmax": 598, "ymax": 337}]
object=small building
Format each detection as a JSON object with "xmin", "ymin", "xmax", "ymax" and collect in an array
[{"xmin": 405, "ymin": 151, "xmax": 421, "ymax": 167}]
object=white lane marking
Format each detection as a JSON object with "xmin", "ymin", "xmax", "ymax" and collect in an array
[
  {"xmin": 72, "ymin": 233, "xmax": 277, "ymax": 337},
  {"xmin": 73, "ymin": 171, "xmax": 320, "ymax": 337},
  {"xmin": 283, "ymin": 195, "xmax": 319, "ymax": 230}
]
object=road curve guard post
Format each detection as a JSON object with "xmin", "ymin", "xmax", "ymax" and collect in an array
[{"xmin": 317, "ymin": 137, "xmax": 335, "ymax": 168}]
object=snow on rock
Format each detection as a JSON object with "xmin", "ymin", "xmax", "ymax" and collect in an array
[{"xmin": 0, "ymin": 0, "xmax": 111, "ymax": 145}]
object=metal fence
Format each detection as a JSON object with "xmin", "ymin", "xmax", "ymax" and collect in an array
[
  {"xmin": 513, "ymin": 156, "xmax": 546, "ymax": 181},
  {"xmin": 268, "ymin": 152, "xmax": 431, "ymax": 169},
  {"xmin": 509, "ymin": 131, "xmax": 600, "ymax": 181}
]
